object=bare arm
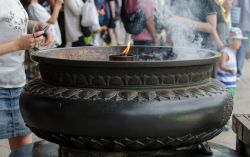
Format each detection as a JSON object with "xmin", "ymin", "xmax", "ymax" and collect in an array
[
  {"xmin": 146, "ymin": 16, "xmax": 158, "ymax": 44},
  {"xmin": 141, "ymin": 0, "xmax": 158, "ymax": 44},
  {"xmin": 173, "ymin": 16, "xmax": 213, "ymax": 32},
  {"xmin": 172, "ymin": 14, "xmax": 224, "ymax": 49},
  {"xmin": 0, "ymin": 41, "xmax": 20, "ymax": 56},
  {"xmin": 206, "ymin": 14, "xmax": 224, "ymax": 49},
  {"xmin": 219, "ymin": 52, "xmax": 236, "ymax": 74},
  {"xmin": 206, "ymin": 13, "xmax": 217, "ymax": 28},
  {"xmin": 0, "ymin": 31, "xmax": 44, "ymax": 56},
  {"xmin": 47, "ymin": 0, "xmax": 63, "ymax": 24}
]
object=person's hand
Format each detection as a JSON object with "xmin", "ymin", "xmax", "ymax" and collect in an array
[
  {"xmin": 14, "ymin": 31, "xmax": 44, "ymax": 50},
  {"xmin": 218, "ymin": 43, "xmax": 225, "ymax": 51},
  {"xmin": 36, "ymin": 22, "xmax": 54, "ymax": 47},
  {"xmin": 40, "ymin": 27, "xmax": 53, "ymax": 47},
  {"xmin": 100, "ymin": 9, "xmax": 106, "ymax": 16}
]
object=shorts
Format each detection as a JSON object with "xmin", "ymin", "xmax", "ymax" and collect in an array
[
  {"xmin": 108, "ymin": 18, "xmax": 116, "ymax": 29},
  {"xmin": 227, "ymin": 87, "xmax": 236, "ymax": 97},
  {"xmin": 0, "ymin": 88, "xmax": 31, "ymax": 139}
]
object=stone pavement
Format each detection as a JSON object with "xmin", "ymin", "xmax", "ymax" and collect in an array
[
  {"xmin": 1, "ymin": 61, "xmax": 250, "ymax": 157},
  {"xmin": 210, "ymin": 60, "xmax": 250, "ymax": 149}
]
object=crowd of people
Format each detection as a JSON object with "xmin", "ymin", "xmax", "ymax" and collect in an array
[
  {"xmin": 0, "ymin": 0, "xmax": 250, "ymax": 153},
  {"xmin": 19, "ymin": 0, "xmax": 250, "ymax": 93},
  {"xmin": 121, "ymin": 0, "xmax": 250, "ymax": 97},
  {"xmin": 19, "ymin": 0, "xmax": 250, "ymax": 82}
]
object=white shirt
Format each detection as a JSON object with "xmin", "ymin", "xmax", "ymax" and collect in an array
[
  {"xmin": 216, "ymin": 47, "xmax": 237, "ymax": 88},
  {"xmin": 28, "ymin": 3, "xmax": 62, "ymax": 45},
  {"xmin": 0, "ymin": 0, "xmax": 28, "ymax": 88},
  {"xmin": 64, "ymin": 0, "xmax": 83, "ymax": 42}
]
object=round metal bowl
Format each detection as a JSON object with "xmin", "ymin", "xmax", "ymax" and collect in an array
[
  {"xmin": 20, "ymin": 46, "xmax": 232, "ymax": 151},
  {"xmin": 30, "ymin": 46, "xmax": 220, "ymax": 88}
]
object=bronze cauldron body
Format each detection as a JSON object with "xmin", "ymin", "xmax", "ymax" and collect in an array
[{"xmin": 20, "ymin": 46, "xmax": 233, "ymax": 151}]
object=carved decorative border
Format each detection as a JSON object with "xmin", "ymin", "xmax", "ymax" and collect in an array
[
  {"xmin": 40, "ymin": 69, "xmax": 213, "ymax": 87},
  {"xmin": 24, "ymin": 79, "xmax": 227, "ymax": 102},
  {"xmin": 221, "ymin": 95, "xmax": 234, "ymax": 125},
  {"xmin": 23, "ymin": 79, "xmax": 233, "ymax": 151},
  {"xmin": 30, "ymin": 127, "xmax": 224, "ymax": 151}
]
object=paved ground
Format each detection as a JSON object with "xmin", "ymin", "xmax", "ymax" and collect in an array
[
  {"xmin": 211, "ymin": 59, "xmax": 250, "ymax": 149},
  {"xmin": 1, "ymin": 60, "xmax": 250, "ymax": 157}
]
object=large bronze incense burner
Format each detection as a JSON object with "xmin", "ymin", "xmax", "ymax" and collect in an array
[{"xmin": 20, "ymin": 46, "xmax": 233, "ymax": 153}]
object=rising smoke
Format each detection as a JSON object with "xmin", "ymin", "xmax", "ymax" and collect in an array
[{"xmin": 150, "ymin": 0, "xmax": 208, "ymax": 60}]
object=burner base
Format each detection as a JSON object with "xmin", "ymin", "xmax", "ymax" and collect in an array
[{"xmin": 10, "ymin": 141, "xmax": 242, "ymax": 157}]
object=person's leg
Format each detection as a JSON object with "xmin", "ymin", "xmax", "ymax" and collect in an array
[
  {"xmin": 236, "ymin": 31, "xmax": 250, "ymax": 78},
  {"xmin": 113, "ymin": 28, "xmax": 121, "ymax": 45},
  {"xmin": 93, "ymin": 26, "xmax": 107, "ymax": 46},
  {"xmin": 101, "ymin": 30, "xmax": 112, "ymax": 46},
  {"xmin": 91, "ymin": 33, "xmax": 101, "ymax": 46},
  {"xmin": 108, "ymin": 28, "xmax": 114, "ymax": 45},
  {"xmin": 8, "ymin": 134, "xmax": 32, "ymax": 151},
  {"xmin": 8, "ymin": 88, "xmax": 32, "ymax": 151},
  {"xmin": 110, "ymin": 20, "xmax": 121, "ymax": 45}
]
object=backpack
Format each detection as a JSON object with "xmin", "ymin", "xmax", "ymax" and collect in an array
[{"xmin": 121, "ymin": 0, "xmax": 147, "ymax": 35}]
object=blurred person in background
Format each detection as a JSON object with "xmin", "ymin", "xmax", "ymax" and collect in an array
[
  {"xmin": 39, "ymin": 0, "xmax": 67, "ymax": 47},
  {"xmin": 169, "ymin": 0, "xmax": 224, "ymax": 50},
  {"xmin": 233, "ymin": 0, "xmax": 250, "ymax": 80},
  {"xmin": 0, "ymin": 0, "xmax": 53, "ymax": 152},
  {"xmin": 217, "ymin": 27, "xmax": 247, "ymax": 97},
  {"xmin": 64, "ymin": 0, "xmax": 85, "ymax": 47},
  {"xmin": 122, "ymin": 0, "xmax": 159, "ymax": 46},
  {"xmin": 222, "ymin": 0, "xmax": 233, "ymax": 27},
  {"xmin": 94, "ymin": 0, "xmax": 112, "ymax": 46},
  {"xmin": 39, "ymin": 0, "xmax": 52, "ymax": 12},
  {"xmin": 213, "ymin": 0, "xmax": 233, "ymax": 45},
  {"xmin": 21, "ymin": 0, "xmax": 63, "ymax": 47},
  {"xmin": 21, "ymin": 0, "xmax": 62, "ymax": 80},
  {"xmin": 108, "ymin": 0, "xmax": 121, "ymax": 45}
]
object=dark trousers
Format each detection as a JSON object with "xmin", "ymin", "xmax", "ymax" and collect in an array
[{"xmin": 133, "ymin": 40, "xmax": 155, "ymax": 46}]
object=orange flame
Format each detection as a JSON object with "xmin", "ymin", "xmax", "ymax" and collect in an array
[{"xmin": 122, "ymin": 42, "xmax": 131, "ymax": 56}]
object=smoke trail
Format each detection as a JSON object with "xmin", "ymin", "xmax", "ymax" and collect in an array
[{"xmin": 153, "ymin": 0, "xmax": 207, "ymax": 60}]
